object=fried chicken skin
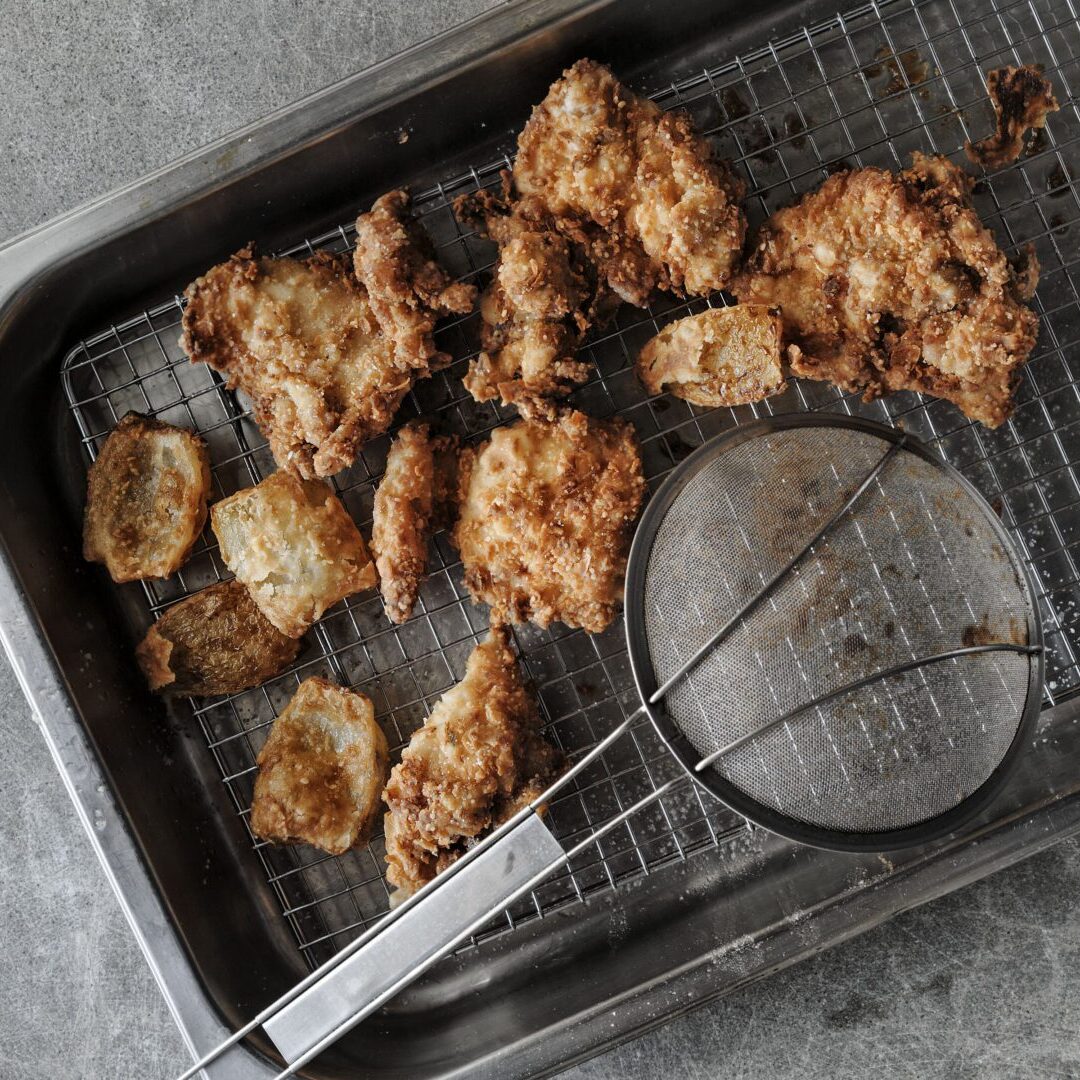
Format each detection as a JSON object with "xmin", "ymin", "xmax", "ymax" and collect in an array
[
  {"xmin": 211, "ymin": 470, "xmax": 377, "ymax": 638},
  {"xmin": 732, "ymin": 154, "xmax": 1039, "ymax": 427},
  {"xmin": 250, "ymin": 678, "xmax": 389, "ymax": 856},
  {"xmin": 383, "ymin": 626, "xmax": 563, "ymax": 898},
  {"xmin": 370, "ymin": 421, "xmax": 459, "ymax": 624},
  {"xmin": 181, "ymin": 249, "xmax": 413, "ymax": 478},
  {"xmin": 966, "ymin": 65, "xmax": 1059, "ymax": 169},
  {"xmin": 83, "ymin": 412, "xmax": 210, "ymax": 583},
  {"xmin": 353, "ymin": 189, "xmax": 477, "ymax": 369},
  {"xmin": 637, "ymin": 305, "xmax": 785, "ymax": 407},
  {"xmin": 454, "ymin": 409, "xmax": 645, "ymax": 632},
  {"xmin": 136, "ymin": 579, "xmax": 301, "ymax": 696},
  {"xmin": 454, "ymin": 180, "xmax": 614, "ymax": 415},
  {"xmin": 514, "ymin": 59, "xmax": 746, "ymax": 305}
]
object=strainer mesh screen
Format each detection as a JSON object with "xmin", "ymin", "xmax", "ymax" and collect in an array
[{"xmin": 644, "ymin": 426, "xmax": 1033, "ymax": 833}]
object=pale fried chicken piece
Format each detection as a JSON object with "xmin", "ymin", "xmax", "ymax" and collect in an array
[
  {"xmin": 181, "ymin": 249, "xmax": 415, "ymax": 479},
  {"xmin": 353, "ymin": 189, "xmax": 477, "ymax": 369},
  {"xmin": 136, "ymin": 579, "xmax": 301, "ymax": 696},
  {"xmin": 637, "ymin": 305, "xmax": 785, "ymax": 407},
  {"xmin": 83, "ymin": 412, "xmax": 210, "ymax": 583},
  {"xmin": 383, "ymin": 626, "xmax": 563, "ymax": 898},
  {"xmin": 732, "ymin": 153, "xmax": 1039, "ymax": 427},
  {"xmin": 370, "ymin": 421, "xmax": 459, "ymax": 624},
  {"xmin": 966, "ymin": 65, "xmax": 1059, "ymax": 170},
  {"xmin": 514, "ymin": 58, "xmax": 746, "ymax": 305},
  {"xmin": 250, "ymin": 678, "xmax": 389, "ymax": 856},
  {"xmin": 454, "ymin": 409, "xmax": 645, "ymax": 632},
  {"xmin": 211, "ymin": 470, "xmax": 376, "ymax": 638},
  {"xmin": 454, "ymin": 180, "xmax": 614, "ymax": 415}
]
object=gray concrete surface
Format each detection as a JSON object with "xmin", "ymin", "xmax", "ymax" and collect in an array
[{"xmin": 1, "ymin": 2, "xmax": 1080, "ymax": 1078}]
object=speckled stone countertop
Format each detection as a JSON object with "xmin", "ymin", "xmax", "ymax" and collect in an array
[{"xmin": 2, "ymin": 3, "xmax": 1080, "ymax": 1078}]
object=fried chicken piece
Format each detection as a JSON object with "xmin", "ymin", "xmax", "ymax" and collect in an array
[
  {"xmin": 637, "ymin": 305, "xmax": 785, "ymax": 407},
  {"xmin": 370, "ymin": 421, "xmax": 459, "ymax": 624},
  {"xmin": 514, "ymin": 59, "xmax": 746, "ymax": 305},
  {"xmin": 353, "ymin": 189, "xmax": 477, "ymax": 369},
  {"xmin": 211, "ymin": 470, "xmax": 377, "ymax": 638},
  {"xmin": 965, "ymin": 65, "xmax": 1059, "ymax": 169},
  {"xmin": 383, "ymin": 627, "xmax": 563, "ymax": 897},
  {"xmin": 732, "ymin": 153, "xmax": 1039, "ymax": 427},
  {"xmin": 181, "ymin": 249, "xmax": 415, "ymax": 478},
  {"xmin": 454, "ymin": 409, "xmax": 645, "ymax": 632},
  {"xmin": 250, "ymin": 678, "xmax": 389, "ymax": 856},
  {"xmin": 83, "ymin": 412, "xmax": 210, "ymax": 583},
  {"xmin": 454, "ymin": 181, "xmax": 614, "ymax": 415},
  {"xmin": 136, "ymin": 580, "xmax": 301, "ymax": 696}
]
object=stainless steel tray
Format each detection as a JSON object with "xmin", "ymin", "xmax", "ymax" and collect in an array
[{"xmin": 3, "ymin": 0, "xmax": 1080, "ymax": 1076}]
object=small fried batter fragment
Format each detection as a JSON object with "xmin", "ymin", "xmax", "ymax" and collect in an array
[
  {"xmin": 966, "ymin": 65, "xmax": 1059, "ymax": 169},
  {"xmin": 370, "ymin": 421, "xmax": 459, "ymax": 624},
  {"xmin": 83, "ymin": 412, "xmax": 210, "ymax": 583},
  {"xmin": 212, "ymin": 470, "xmax": 376, "ymax": 638},
  {"xmin": 136, "ymin": 579, "xmax": 301, "ymax": 696},
  {"xmin": 251, "ymin": 678, "xmax": 389, "ymax": 856},
  {"xmin": 732, "ymin": 154, "xmax": 1039, "ymax": 427},
  {"xmin": 454, "ymin": 181, "xmax": 613, "ymax": 414},
  {"xmin": 353, "ymin": 189, "xmax": 477, "ymax": 369},
  {"xmin": 637, "ymin": 305, "xmax": 785, "ymax": 407},
  {"xmin": 454, "ymin": 409, "xmax": 645, "ymax": 632},
  {"xmin": 383, "ymin": 626, "xmax": 564, "ymax": 898},
  {"xmin": 180, "ymin": 249, "xmax": 413, "ymax": 478},
  {"xmin": 515, "ymin": 59, "xmax": 746, "ymax": 305}
]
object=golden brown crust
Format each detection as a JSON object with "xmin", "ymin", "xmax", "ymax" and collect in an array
[
  {"xmin": 135, "ymin": 579, "xmax": 301, "ymax": 696},
  {"xmin": 383, "ymin": 627, "xmax": 563, "ymax": 897},
  {"xmin": 353, "ymin": 189, "xmax": 477, "ymax": 370},
  {"xmin": 453, "ymin": 409, "xmax": 645, "ymax": 632},
  {"xmin": 514, "ymin": 58, "xmax": 746, "ymax": 305},
  {"xmin": 83, "ymin": 412, "xmax": 210, "ymax": 583},
  {"xmin": 180, "ymin": 248, "xmax": 411, "ymax": 478},
  {"xmin": 965, "ymin": 65, "xmax": 1059, "ymax": 169},
  {"xmin": 732, "ymin": 154, "xmax": 1039, "ymax": 428},
  {"xmin": 636, "ymin": 305, "xmax": 785, "ymax": 406},
  {"xmin": 370, "ymin": 421, "xmax": 459, "ymax": 624},
  {"xmin": 211, "ymin": 470, "xmax": 377, "ymax": 638},
  {"xmin": 250, "ymin": 677, "xmax": 389, "ymax": 856}
]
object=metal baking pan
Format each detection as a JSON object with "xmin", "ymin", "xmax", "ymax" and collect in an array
[{"xmin": 3, "ymin": 0, "xmax": 1080, "ymax": 1076}]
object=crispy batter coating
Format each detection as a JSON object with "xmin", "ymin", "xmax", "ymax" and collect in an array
[
  {"xmin": 353, "ymin": 189, "xmax": 477, "ymax": 369},
  {"xmin": 514, "ymin": 59, "xmax": 746, "ymax": 305},
  {"xmin": 83, "ymin": 412, "xmax": 210, "ymax": 583},
  {"xmin": 211, "ymin": 470, "xmax": 377, "ymax": 638},
  {"xmin": 370, "ymin": 421, "xmax": 459, "ymax": 624},
  {"xmin": 966, "ymin": 65, "xmax": 1059, "ymax": 169},
  {"xmin": 637, "ymin": 305, "xmax": 785, "ymax": 407},
  {"xmin": 250, "ymin": 678, "xmax": 389, "ymax": 856},
  {"xmin": 383, "ymin": 627, "xmax": 563, "ymax": 897},
  {"xmin": 180, "ymin": 248, "xmax": 412, "ymax": 478},
  {"xmin": 136, "ymin": 580, "xmax": 301, "ymax": 696},
  {"xmin": 454, "ymin": 409, "xmax": 645, "ymax": 632},
  {"xmin": 732, "ymin": 154, "xmax": 1039, "ymax": 427},
  {"xmin": 454, "ymin": 181, "xmax": 614, "ymax": 416}
]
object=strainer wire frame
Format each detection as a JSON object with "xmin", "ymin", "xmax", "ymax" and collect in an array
[{"xmin": 624, "ymin": 414, "xmax": 1046, "ymax": 852}]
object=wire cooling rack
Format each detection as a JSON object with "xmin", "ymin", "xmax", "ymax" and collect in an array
[{"xmin": 62, "ymin": 0, "xmax": 1080, "ymax": 969}]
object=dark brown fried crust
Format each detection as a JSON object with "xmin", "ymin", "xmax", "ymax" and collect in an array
[
  {"xmin": 383, "ymin": 626, "xmax": 564, "ymax": 897},
  {"xmin": 83, "ymin": 411, "xmax": 210, "ymax": 583},
  {"xmin": 135, "ymin": 580, "xmax": 301, "ymax": 696},
  {"xmin": 965, "ymin": 65, "xmax": 1059, "ymax": 169},
  {"xmin": 732, "ymin": 153, "xmax": 1039, "ymax": 428},
  {"xmin": 454, "ymin": 178, "xmax": 615, "ymax": 416},
  {"xmin": 514, "ymin": 58, "xmax": 746, "ymax": 305},
  {"xmin": 353, "ymin": 189, "xmax": 477, "ymax": 369}
]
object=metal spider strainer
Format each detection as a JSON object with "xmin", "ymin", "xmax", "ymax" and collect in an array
[{"xmin": 188, "ymin": 414, "xmax": 1043, "ymax": 1079}]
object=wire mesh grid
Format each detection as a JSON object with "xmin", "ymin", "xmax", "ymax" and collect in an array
[{"xmin": 60, "ymin": 0, "xmax": 1080, "ymax": 968}]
